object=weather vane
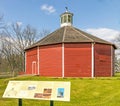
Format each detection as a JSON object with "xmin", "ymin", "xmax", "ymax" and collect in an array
[{"xmin": 65, "ymin": 7, "xmax": 68, "ymax": 12}]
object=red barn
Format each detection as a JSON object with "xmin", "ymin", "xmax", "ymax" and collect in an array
[{"xmin": 25, "ymin": 10, "xmax": 116, "ymax": 77}]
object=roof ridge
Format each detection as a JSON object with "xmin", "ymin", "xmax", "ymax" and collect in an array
[
  {"xmin": 72, "ymin": 27, "xmax": 94, "ymax": 42},
  {"xmin": 62, "ymin": 26, "xmax": 66, "ymax": 42}
]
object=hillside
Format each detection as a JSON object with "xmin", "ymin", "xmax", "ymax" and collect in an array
[{"xmin": 0, "ymin": 73, "xmax": 120, "ymax": 106}]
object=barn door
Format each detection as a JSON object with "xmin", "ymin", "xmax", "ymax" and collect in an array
[{"xmin": 32, "ymin": 61, "xmax": 37, "ymax": 75}]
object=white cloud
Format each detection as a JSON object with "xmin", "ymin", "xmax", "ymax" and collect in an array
[
  {"xmin": 86, "ymin": 28, "xmax": 120, "ymax": 42},
  {"xmin": 41, "ymin": 4, "xmax": 56, "ymax": 14}
]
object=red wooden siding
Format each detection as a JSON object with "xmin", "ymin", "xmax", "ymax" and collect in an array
[
  {"xmin": 26, "ymin": 48, "xmax": 38, "ymax": 74},
  {"xmin": 39, "ymin": 44, "xmax": 62, "ymax": 77},
  {"xmin": 25, "ymin": 43, "xmax": 114, "ymax": 77},
  {"xmin": 94, "ymin": 44, "xmax": 112, "ymax": 77},
  {"xmin": 64, "ymin": 44, "xmax": 92, "ymax": 77}
]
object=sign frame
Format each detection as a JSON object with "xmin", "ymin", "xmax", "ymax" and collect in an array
[{"xmin": 3, "ymin": 81, "xmax": 71, "ymax": 102}]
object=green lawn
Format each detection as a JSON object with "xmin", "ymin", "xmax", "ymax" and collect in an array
[{"xmin": 0, "ymin": 73, "xmax": 120, "ymax": 106}]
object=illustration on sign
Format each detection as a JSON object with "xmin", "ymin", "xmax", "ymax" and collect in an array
[
  {"xmin": 57, "ymin": 88, "xmax": 64, "ymax": 98},
  {"xmin": 5, "ymin": 88, "xmax": 17, "ymax": 97},
  {"xmin": 34, "ymin": 88, "xmax": 52, "ymax": 99},
  {"xmin": 28, "ymin": 85, "xmax": 36, "ymax": 90}
]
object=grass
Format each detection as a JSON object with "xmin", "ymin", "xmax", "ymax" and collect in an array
[{"xmin": 0, "ymin": 73, "xmax": 120, "ymax": 106}]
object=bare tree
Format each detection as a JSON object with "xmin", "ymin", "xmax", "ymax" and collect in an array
[
  {"xmin": 0, "ymin": 54, "xmax": 1, "ymax": 67},
  {"xmin": 0, "ymin": 14, "xmax": 5, "ymax": 30},
  {"xmin": 0, "ymin": 15, "xmax": 5, "ymax": 73},
  {"xmin": 1, "ymin": 23, "xmax": 37, "ymax": 75},
  {"xmin": 114, "ymin": 34, "xmax": 120, "ymax": 72},
  {"xmin": 1, "ymin": 39, "xmax": 17, "ymax": 76},
  {"xmin": 1, "ymin": 22, "xmax": 50, "ymax": 76}
]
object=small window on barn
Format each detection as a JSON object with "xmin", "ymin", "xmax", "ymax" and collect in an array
[
  {"xmin": 61, "ymin": 16, "xmax": 63, "ymax": 23},
  {"xmin": 68, "ymin": 15, "xmax": 71, "ymax": 23},
  {"xmin": 64, "ymin": 15, "xmax": 67, "ymax": 23}
]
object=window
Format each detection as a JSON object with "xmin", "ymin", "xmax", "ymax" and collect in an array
[
  {"xmin": 61, "ymin": 16, "xmax": 63, "ymax": 23},
  {"xmin": 64, "ymin": 15, "xmax": 67, "ymax": 22},
  {"xmin": 68, "ymin": 15, "xmax": 71, "ymax": 22}
]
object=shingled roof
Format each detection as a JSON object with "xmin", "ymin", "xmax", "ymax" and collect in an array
[{"xmin": 25, "ymin": 26, "xmax": 116, "ymax": 50}]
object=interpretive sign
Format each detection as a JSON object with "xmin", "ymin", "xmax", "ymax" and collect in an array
[{"xmin": 3, "ymin": 81, "xmax": 70, "ymax": 101}]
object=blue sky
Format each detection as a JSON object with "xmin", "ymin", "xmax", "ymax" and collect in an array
[{"xmin": 0, "ymin": 0, "xmax": 120, "ymax": 41}]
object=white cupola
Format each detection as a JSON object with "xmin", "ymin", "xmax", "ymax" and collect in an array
[{"xmin": 60, "ymin": 7, "xmax": 73, "ymax": 27}]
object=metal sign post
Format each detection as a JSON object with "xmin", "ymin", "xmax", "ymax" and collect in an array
[
  {"xmin": 50, "ymin": 100, "xmax": 54, "ymax": 106},
  {"xmin": 18, "ymin": 99, "xmax": 22, "ymax": 106}
]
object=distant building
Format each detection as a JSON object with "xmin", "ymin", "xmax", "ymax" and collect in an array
[{"xmin": 25, "ymin": 9, "xmax": 116, "ymax": 77}]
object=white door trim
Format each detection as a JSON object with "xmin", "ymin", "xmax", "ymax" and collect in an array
[{"xmin": 32, "ymin": 61, "xmax": 37, "ymax": 75}]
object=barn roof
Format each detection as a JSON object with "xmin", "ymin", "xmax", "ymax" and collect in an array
[{"xmin": 25, "ymin": 26, "xmax": 116, "ymax": 50}]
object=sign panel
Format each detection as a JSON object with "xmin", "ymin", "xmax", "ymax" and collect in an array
[{"xmin": 3, "ymin": 81, "xmax": 70, "ymax": 101}]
